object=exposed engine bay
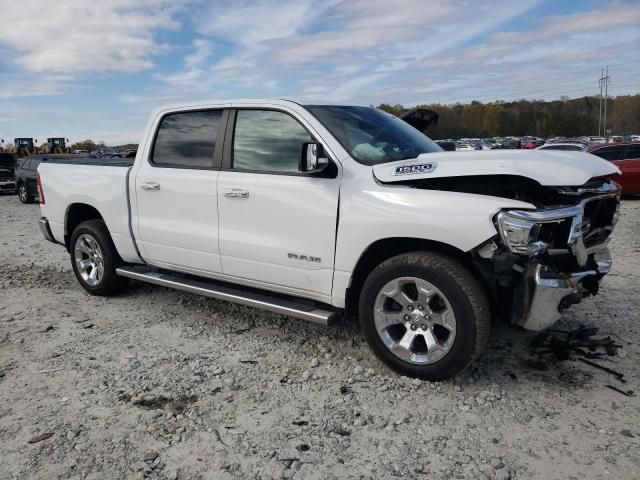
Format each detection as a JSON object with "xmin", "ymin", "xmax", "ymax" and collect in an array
[
  {"xmin": 388, "ymin": 174, "xmax": 614, "ymax": 208},
  {"xmin": 393, "ymin": 174, "xmax": 621, "ymax": 331}
]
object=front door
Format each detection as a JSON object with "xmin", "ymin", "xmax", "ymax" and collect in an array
[
  {"xmin": 134, "ymin": 109, "xmax": 225, "ymax": 274},
  {"xmin": 217, "ymin": 108, "xmax": 340, "ymax": 298}
]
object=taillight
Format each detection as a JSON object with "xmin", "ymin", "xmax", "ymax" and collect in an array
[{"xmin": 37, "ymin": 174, "xmax": 45, "ymax": 204}]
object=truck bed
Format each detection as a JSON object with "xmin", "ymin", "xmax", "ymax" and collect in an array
[
  {"xmin": 38, "ymin": 159, "xmax": 140, "ymax": 263},
  {"xmin": 30, "ymin": 154, "xmax": 135, "ymax": 167}
]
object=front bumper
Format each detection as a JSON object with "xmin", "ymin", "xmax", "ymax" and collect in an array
[
  {"xmin": 39, "ymin": 216, "xmax": 56, "ymax": 243},
  {"xmin": 0, "ymin": 180, "xmax": 16, "ymax": 193},
  {"xmin": 519, "ymin": 248, "xmax": 612, "ymax": 330}
]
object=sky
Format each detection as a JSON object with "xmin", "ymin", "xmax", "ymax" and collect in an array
[{"xmin": 0, "ymin": 0, "xmax": 638, "ymax": 145}]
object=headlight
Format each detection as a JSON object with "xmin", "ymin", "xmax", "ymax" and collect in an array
[{"xmin": 496, "ymin": 211, "xmax": 547, "ymax": 256}]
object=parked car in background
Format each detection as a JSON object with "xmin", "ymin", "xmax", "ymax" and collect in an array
[
  {"xmin": 588, "ymin": 142, "xmax": 640, "ymax": 195},
  {"xmin": 73, "ymin": 149, "xmax": 89, "ymax": 155},
  {"xmin": 537, "ymin": 142, "xmax": 590, "ymax": 152},
  {"xmin": 500, "ymin": 137, "xmax": 521, "ymax": 149},
  {"xmin": 522, "ymin": 137, "xmax": 545, "ymax": 149},
  {"xmin": 607, "ymin": 136, "xmax": 624, "ymax": 144},
  {"xmin": 90, "ymin": 147, "xmax": 116, "ymax": 158},
  {"xmin": 16, "ymin": 153, "xmax": 128, "ymax": 203},
  {"xmin": 0, "ymin": 153, "xmax": 17, "ymax": 194},
  {"xmin": 15, "ymin": 155, "xmax": 45, "ymax": 203},
  {"xmin": 455, "ymin": 142, "xmax": 475, "ymax": 151},
  {"xmin": 434, "ymin": 140, "xmax": 456, "ymax": 151},
  {"xmin": 585, "ymin": 136, "xmax": 607, "ymax": 144},
  {"xmin": 111, "ymin": 150, "xmax": 137, "ymax": 159}
]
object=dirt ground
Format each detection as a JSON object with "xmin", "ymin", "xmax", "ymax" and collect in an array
[{"xmin": 0, "ymin": 194, "xmax": 639, "ymax": 480}]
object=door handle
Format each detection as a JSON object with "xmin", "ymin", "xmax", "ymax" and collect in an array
[
  {"xmin": 140, "ymin": 182, "xmax": 161, "ymax": 191},
  {"xmin": 224, "ymin": 189, "xmax": 250, "ymax": 199}
]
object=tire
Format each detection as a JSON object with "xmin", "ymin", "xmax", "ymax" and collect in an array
[
  {"xmin": 358, "ymin": 252, "xmax": 490, "ymax": 380},
  {"xmin": 70, "ymin": 219, "xmax": 128, "ymax": 296},
  {"xmin": 17, "ymin": 183, "xmax": 34, "ymax": 204}
]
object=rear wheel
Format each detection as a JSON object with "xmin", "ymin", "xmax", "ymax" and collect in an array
[
  {"xmin": 17, "ymin": 183, "xmax": 33, "ymax": 204},
  {"xmin": 359, "ymin": 252, "xmax": 490, "ymax": 380},
  {"xmin": 70, "ymin": 220, "xmax": 128, "ymax": 296}
]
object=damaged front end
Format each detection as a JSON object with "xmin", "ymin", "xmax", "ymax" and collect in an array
[{"xmin": 475, "ymin": 179, "xmax": 620, "ymax": 331}]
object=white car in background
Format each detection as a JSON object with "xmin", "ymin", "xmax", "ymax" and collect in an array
[
  {"xmin": 537, "ymin": 143, "xmax": 589, "ymax": 152},
  {"xmin": 455, "ymin": 142, "xmax": 475, "ymax": 151}
]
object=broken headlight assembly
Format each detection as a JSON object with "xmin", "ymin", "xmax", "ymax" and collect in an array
[{"xmin": 496, "ymin": 209, "xmax": 576, "ymax": 256}]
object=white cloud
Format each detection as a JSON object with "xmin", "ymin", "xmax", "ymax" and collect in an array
[
  {"xmin": 184, "ymin": 39, "xmax": 214, "ymax": 69},
  {"xmin": 0, "ymin": 0, "xmax": 188, "ymax": 73},
  {"xmin": 149, "ymin": 0, "xmax": 542, "ymax": 103},
  {"xmin": 0, "ymin": 73, "xmax": 80, "ymax": 99},
  {"xmin": 196, "ymin": 0, "xmax": 329, "ymax": 46}
]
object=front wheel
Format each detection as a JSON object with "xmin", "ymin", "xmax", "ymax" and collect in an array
[
  {"xmin": 70, "ymin": 220, "xmax": 128, "ymax": 296},
  {"xmin": 17, "ymin": 184, "xmax": 34, "ymax": 204},
  {"xmin": 359, "ymin": 252, "xmax": 490, "ymax": 380}
]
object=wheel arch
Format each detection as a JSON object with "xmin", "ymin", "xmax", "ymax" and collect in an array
[
  {"xmin": 64, "ymin": 203, "xmax": 104, "ymax": 251},
  {"xmin": 344, "ymin": 237, "xmax": 474, "ymax": 317}
]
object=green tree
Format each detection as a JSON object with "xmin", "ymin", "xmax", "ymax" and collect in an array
[{"xmin": 378, "ymin": 94, "xmax": 640, "ymax": 139}]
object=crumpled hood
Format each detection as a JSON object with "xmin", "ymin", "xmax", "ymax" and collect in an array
[{"xmin": 372, "ymin": 150, "xmax": 620, "ymax": 186}]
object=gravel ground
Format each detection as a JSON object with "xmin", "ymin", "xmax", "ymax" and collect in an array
[{"xmin": 0, "ymin": 194, "xmax": 639, "ymax": 480}]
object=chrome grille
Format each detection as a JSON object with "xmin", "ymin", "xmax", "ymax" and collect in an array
[{"xmin": 581, "ymin": 196, "xmax": 619, "ymax": 249}]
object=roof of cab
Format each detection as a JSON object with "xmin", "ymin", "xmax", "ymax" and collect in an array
[{"xmin": 152, "ymin": 98, "xmax": 369, "ymax": 115}]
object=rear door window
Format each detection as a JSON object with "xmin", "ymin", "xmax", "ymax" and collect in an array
[
  {"xmin": 592, "ymin": 146, "xmax": 624, "ymax": 161},
  {"xmin": 151, "ymin": 110, "xmax": 222, "ymax": 168}
]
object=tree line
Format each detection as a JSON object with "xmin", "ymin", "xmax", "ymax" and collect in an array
[
  {"xmin": 379, "ymin": 94, "xmax": 640, "ymax": 139},
  {"xmin": 69, "ymin": 140, "xmax": 138, "ymax": 152}
]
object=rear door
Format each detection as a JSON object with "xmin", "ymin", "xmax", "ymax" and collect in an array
[
  {"xmin": 618, "ymin": 144, "xmax": 640, "ymax": 194},
  {"xmin": 591, "ymin": 145, "xmax": 628, "ymax": 191},
  {"xmin": 134, "ymin": 109, "xmax": 227, "ymax": 274},
  {"xmin": 216, "ymin": 108, "xmax": 341, "ymax": 299}
]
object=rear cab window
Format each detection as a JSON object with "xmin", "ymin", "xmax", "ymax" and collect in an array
[{"xmin": 151, "ymin": 110, "xmax": 223, "ymax": 169}]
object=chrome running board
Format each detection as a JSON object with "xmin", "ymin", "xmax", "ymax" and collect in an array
[{"xmin": 116, "ymin": 266, "xmax": 339, "ymax": 326}]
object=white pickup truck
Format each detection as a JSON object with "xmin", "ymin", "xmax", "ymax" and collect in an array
[{"xmin": 37, "ymin": 99, "xmax": 621, "ymax": 380}]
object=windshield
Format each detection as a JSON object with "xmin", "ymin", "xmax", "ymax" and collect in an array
[{"xmin": 305, "ymin": 105, "xmax": 442, "ymax": 165}]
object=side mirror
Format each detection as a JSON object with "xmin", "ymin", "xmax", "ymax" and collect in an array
[{"xmin": 299, "ymin": 142, "xmax": 329, "ymax": 174}]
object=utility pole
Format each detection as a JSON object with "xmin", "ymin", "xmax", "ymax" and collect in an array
[
  {"xmin": 603, "ymin": 65, "xmax": 610, "ymax": 138},
  {"xmin": 598, "ymin": 68, "xmax": 604, "ymax": 136}
]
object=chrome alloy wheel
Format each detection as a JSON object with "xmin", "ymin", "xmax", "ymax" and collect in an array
[
  {"xmin": 373, "ymin": 277, "xmax": 457, "ymax": 365},
  {"xmin": 18, "ymin": 185, "xmax": 28, "ymax": 202},
  {"xmin": 74, "ymin": 234, "xmax": 104, "ymax": 286}
]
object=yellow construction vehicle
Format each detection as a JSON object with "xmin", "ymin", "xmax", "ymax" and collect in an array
[
  {"xmin": 13, "ymin": 138, "xmax": 39, "ymax": 157},
  {"xmin": 41, "ymin": 137, "xmax": 71, "ymax": 154}
]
